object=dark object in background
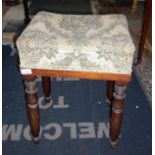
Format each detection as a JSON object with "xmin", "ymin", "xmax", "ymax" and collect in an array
[
  {"xmin": 111, "ymin": 0, "xmax": 131, "ymax": 2},
  {"xmin": 5, "ymin": 0, "xmax": 19, "ymax": 6},
  {"xmin": 29, "ymin": 0, "xmax": 92, "ymax": 15}
]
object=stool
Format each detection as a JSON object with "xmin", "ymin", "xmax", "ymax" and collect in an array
[{"xmin": 16, "ymin": 11, "xmax": 135, "ymax": 148}]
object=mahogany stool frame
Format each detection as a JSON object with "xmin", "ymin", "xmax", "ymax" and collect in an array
[{"xmin": 21, "ymin": 69, "xmax": 131, "ymax": 149}]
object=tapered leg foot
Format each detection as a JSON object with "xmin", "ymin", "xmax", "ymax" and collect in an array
[
  {"xmin": 109, "ymin": 138, "xmax": 119, "ymax": 149},
  {"xmin": 109, "ymin": 81, "xmax": 128, "ymax": 149},
  {"xmin": 32, "ymin": 136, "xmax": 40, "ymax": 144},
  {"xmin": 23, "ymin": 75, "xmax": 40, "ymax": 144},
  {"xmin": 42, "ymin": 77, "xmax": 51, "ymax": 104}
]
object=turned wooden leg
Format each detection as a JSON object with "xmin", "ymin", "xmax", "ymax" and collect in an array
[
  {"xmin": 137, "ymin": 0, "xmax": 152, "ymax": 63},
  {"xmin": 131, "ymin": 0, "xmax": 138, "ymax": 14},
  {"xmin": 109, "ymin": 81, "xmax": 128, "ymax": 149},
  {"xmin": 23, "ymin": 0, "xmax": 30, "ymax": 24},
  {"xmin": 42, "ymin": 77, "xmax": 51, "ymax": 104},
  {"xmin": 106, "ymin": 81, "xmax": 115, "ymax": 106},
  {"xmin": 23, "ymin": 75, "xmax": 40, "ymax": 143}
]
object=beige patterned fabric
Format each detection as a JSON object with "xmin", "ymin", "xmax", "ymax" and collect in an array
[{"xmin": 17, "ymin": 11, "xmax": 135, "ymax": 75}]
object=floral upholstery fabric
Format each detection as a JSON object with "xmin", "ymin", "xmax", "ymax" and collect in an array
[{"xmin": 17, "ymin": 11, "xmax": 135, "ymax": 75}]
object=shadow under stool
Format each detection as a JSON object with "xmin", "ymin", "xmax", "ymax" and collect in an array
[{"xmin": 16, "ymin": 11, "xmax": 135, "ymax": 149}]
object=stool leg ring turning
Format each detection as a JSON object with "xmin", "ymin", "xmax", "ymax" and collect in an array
[
  {"xmin": 109, "ymin": 81, "xmax": 127, "ymax": 149},
  {"xmin": 24, "ymin": 75, "xmax": 40, "ymax": 144}
]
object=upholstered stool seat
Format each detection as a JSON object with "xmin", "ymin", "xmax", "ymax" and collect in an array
[
  {"xmin": 16, "ymin": 11, "xmax": 135, "ymax": 148},
  {"xmin": 17, "ymin": 11, "xmax": 135, "ymax": 75}
]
